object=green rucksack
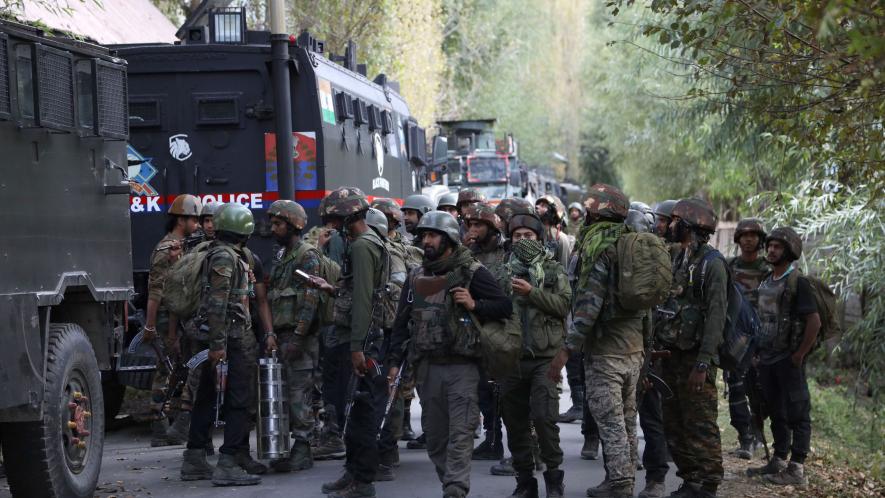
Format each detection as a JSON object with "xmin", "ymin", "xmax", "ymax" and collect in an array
[
  {"xmin": 163, "ymin": 243, "xmax": 233, "ymax": 318},
  {"xmin": 461, "ymin": 262, "xmax": 522, "ymax": 379},
  {"xmin": 615, "ymin": 232, "xmax": 673, "ymax": 310},
  {"xmin": 786, "ymin": 271, "xmax": 841, "ymax": 349}
]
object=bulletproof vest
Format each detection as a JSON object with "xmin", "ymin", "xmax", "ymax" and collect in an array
[
  {"xmin": 380, "ymin": 237, "xmax": 411, "ymax": 329},
  {"xmin": 755, "ymin": 274, "xmax": 794, "ymax": 353},
  {"xmin": 729, "ymin": 257, "xmax": 769, "ymax": 308},
  {"xmin": 508, "ymin": 258, "xmax": 565, "ymax": 356},
  {"xmin": 332, "ymin": 231, "xmax": 389, "ymax": 332},
  {"xmin": 267, "ymin": 241, "xmax": 317, "ymax": 331},
  {"xmin": 203, "ymin": 244, "xmax": 252, "ymax": 332},
  {"xmin": 407, "ymin": 262, "xmax": 482, "ymax": 360},
  {"xmin": 655, "ymin": 245, "xmax": 711, "ymax": 350},
  {"xmin": 475, "ymin": 243, "xmax": 509, "ymax": 290}
]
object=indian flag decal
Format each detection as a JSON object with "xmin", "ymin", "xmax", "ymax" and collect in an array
[{"xmin": 318, "ymin": 78, "xmax": 336, "ymax": 124}]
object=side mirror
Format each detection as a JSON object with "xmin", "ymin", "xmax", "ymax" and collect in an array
[{"xmin": 431, "ymin": 136, "xmax": 448, "ymax": 167}]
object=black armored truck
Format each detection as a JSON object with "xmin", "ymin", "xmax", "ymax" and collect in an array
[{"xmin": 0, "ymin": 18, "xmax": 132, "ymax": 498}]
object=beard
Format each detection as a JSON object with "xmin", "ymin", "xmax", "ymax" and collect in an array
[
  {"xmin": 666, "ymin": 220, "xmax": 689, "ymax": 243},
  {"xmin": 423, "ymin": 244, "xmax": 442, "ymax": 260}
]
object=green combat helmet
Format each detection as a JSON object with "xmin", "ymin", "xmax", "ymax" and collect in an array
[
  {"xmin": 371, "ymin": 198, "xmax": 404, "ymax": 226},
  {"xmin": 402, "ymin": 194, "xmax": 435, "ymax": 215},
  {"xmin": 365, "ymin": 208, "xmax": 389, "ymax": 238},
  {"xmin": 495, "ymin": 198, "xmax": 535, "ymax": 229},
  {"xmin": 437, "ymin": 192, "xmax": 458, "ymax": 211},
  {"xmin": 584, "ymin": 183, "xmax": 630, "ymax": 221},
  {"xmin": 215, "ymin": 203, "xmax": 255, "ymax": 236},
  {"xmin": 734, "ymin": 218, "xmax": 767, "ymax": 244},
  {"xmin": 766, "ymin": 226, "xmax": 802, "ymax": 261},
  {"xmin": 415, "ymin": 211, "xmax": 461, "ymax": 245},
  {"xmin": 326, "ymin": 187, "xmax": 370, "ymax": 217},
  {"xmin": 462, "ymin": 202, "xmax": 501, "ymax": 233},
  {"xmin": 168, "ymin": 194, "xmax": 202, "ymax": 216},
  {"xmin": 200, "ymin": 201, "xmax": 221, "ymax": 219},
  {"xmin": 267, "ymin": 200, "xmax": 308, "ymax": 230},
  {"xmin": 672, "ymin": 198, "xmax": 718, "ymax": 233},
  {"xmin": 457, "ymin": 188, "xmax": 486, "ymax": 208}
]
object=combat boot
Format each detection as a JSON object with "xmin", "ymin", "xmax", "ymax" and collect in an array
[
  {"xmin": 235, "ymin": 450, "xmax": 268, "ymax": 475},
  {"xmin": 473, "ymin": 436, "xmax": 504, "ymax": 460},
  {"xmin": 380, "ymin": 447, "xmax": 400, "ymax": 468},
  {"xmin": 180, "ymin": 448, "xmax": 213, "ymax": 481},
  {"xmin": 746, "ymin": 455, "xmax": 787, "ymax": 477},
  {"xmin": 580, "ymin": 435, "xmax": 599, "ymax": 460},
  {"xmin": 401, "ymin": 400, "xmax": 416, "ymax": 440},
  {"xmin": 407, "ymin": 432, "xmax": 426, "ymax": 449},
  {"xmin": 272, "ymin": 440, "xmax": 313, "ymax": 472},
  {"xmin": 375, "ymin": 463, "xmax": 395, "ymax": 481},
  {"xmin": 313, "ymin": 431, "xmax": 346, "ymax": 460},
  {"xmin": 765, "ymin": 461, "xmax": 807, "ymax": 488},
  {"xmin": 150, "ymin": 418, "xmax": 180, "ymax": 447},
  {"xmin": 443, "ymin": 484, "xmax": 467, "ymax": 498},
  {"xmin": 733, "ymin": 439, "xmax": 753, "ymax": 460},
  {"xmin": 510, "ymin": 472, "xmax": 539, "ymax": 498},
  {"xmin": 329, "ymin": 481, "xmax": 376, "ymax": 498},
  {"xmin": 166, "ymin": 410, "xmax": 191, "ymax": 442},
  {"xmin": 211, "ymin": 453, "xmax": 260, "ymax": 486},
  {"xmin": 585, "ymin": 477, "xmax": 610, "ymax": 497},
  {"xmin": 542, "ymin": 469, "xmax": 564, "ymax": 498},
  {"xmin": 637, "ymin": 480, "xmax": 666, "ymax": 498},
  {"xmin": 322, "ymin": 471, "xmax": 354, "ymax": 493},
  {"xmin": 491, "ymin": 457, "xmax": 517, "ymax": 476},
  {"xmin": 609, "ymin": 482, "xmax": 634, "ymax": 498},
  {"xmin": 205, "ymin": 440, "xmax": 215, "ymax": 456},
  {"xmin": 666, "ymin": 482, "xmax": 700, "ymax": 497}
]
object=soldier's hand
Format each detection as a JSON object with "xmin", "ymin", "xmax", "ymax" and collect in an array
[
  {"xmin": 547, "ymin": 348, "xmax": 569, "ymax": 383},
  {"xmin": 790, "ymin": 351, "xmax": 805, "ymax": 368},
  {"xmin": 687, "ymin": 367, "xmax": 706, "ymax": 393},
  {"xmin": 511, "ymin": 278, "xmax": 532, "ymax": 296},
  {"xmin": 265, "ymin": 335, "xmax": 278, "ymax": 354},
  {"xmin": 209, "ymin": 349, "xmax": 226, "ymax": 364},
  {"xmin": 451, "ymin": 287, "xmax": 476, "ymax": 311},
  {"xmin": 642, "ymin": 376, "xmax": 652, "ymax": 392},
  {"xmin": 142, "ymin": 325, "xmax": 157, "ymax": 342},
  {"xmin": 387, "ymin": 367, "xmax": 400, "ymax": 396},
  {"xmin": 164, "ymin": 334, "xmax": 181, "ymax": 357},
  {"xmin": 168, "ymin": 241, "xmax": 183, "ymax": 261},
  {"xmin": 351, "ymin": 351, "xmax": 367, "ymax": 377}
]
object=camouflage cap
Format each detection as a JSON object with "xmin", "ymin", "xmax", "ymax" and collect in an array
[
  {"xmin": 371, "ymin": 197, "xmax": 404, "ymax": 224},
  {"xmin": 584, "ymin": 183, "xmax": 629, "ymax": 221},
  {"xmin": 325, "ymin": 187, "xmax": 370, "ymax": 217},
  {"xmin": 457, "ymin": 187, "xmax": 486, "ymax": 206},
  {"xmin": 509, "ymin": 213, "xmax": 544, "ymax": 239},
  {"xmin": 267, "ymin": 199, "xmax": 308, "ymax": 230},
  {"xmin": 653, "ymin": 199, "xmax": 678, "ymax": 219},
  {"xmin": 734, "ymin": 217, "xmax": 767, "ymax": 243},
  {"xmin": 214, "ymin": 203, "xmax": 255, "ymax": 236},
  {"xmin": 168, "ymin": 194, "xmax": 202, "ymax": 217},
  {"xmin": 462, "ymin": 202, "xmax": 501, "ymax": 232},
  {"xmin": 495, "ymin": 197, "xmax": 535, "ymax": 227},
  {"xmin": 402, "ymin": 194, "xmax": 435, "ymax": 215},
  {"xmin": 200, "ymin": 201, "xmax": 221, "ymax": 218},
  {"xmin": 766, "ymin": 226, "xmax": 802, "ymax": 260},
  {"xmin": 416, "ymin": 211, "xmax": 461, "ymax": 245},
  {"xmin": 365, "ymin": 207, "xmax": 389, "ymax": 237},
  {"xmin": 672, "ymin": 198, "xmax": 718, "ymax": 233},
  {"xmin": 437, "ymin": 192, "xmax": 459, "ymax": 210}
]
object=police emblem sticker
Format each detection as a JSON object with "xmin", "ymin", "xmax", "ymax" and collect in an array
[{"xmin": 372, "ymin": 133, "xmax": 390, "ymax": 191}]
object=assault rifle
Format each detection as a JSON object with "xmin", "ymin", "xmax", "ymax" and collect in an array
[
  {"xmin": 640, "ymin": 345, "xmax": 673, "ymax": 400},
  {"xmin": 377, "ymin": 356, "xmax": 408, "ymax": 439},
  {"xmin": 215, "ymin": 359, "xmax": 228, "ymax": 427},
  {"xmin": 746, "ymin": 366, "xmax": 770, "ymax": 460}
]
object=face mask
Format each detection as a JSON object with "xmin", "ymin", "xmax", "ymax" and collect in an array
[{"xmin": 512, "ymin": 238, "xmax": 545, "ymax": 264}]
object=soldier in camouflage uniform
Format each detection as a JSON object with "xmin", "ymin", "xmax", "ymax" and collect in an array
[
  {"xmin": 144, "ymin": 194, "xmax": 201, "ymax": 447},
  {"xmin": 548, "ymin": 184, "xmax": 644, "ymax": 498},
  {"xmin": 321, "ymin": 188, "xmax": 392, "ymax": 498},
  {"xmin": 726, "ymin": 218, "xmax": 771, "ymax": 459},
  {"xmin": 652, "ymin": 200, "xmax": 677, "ymax": 240},
  {"xmin": 534, "ymin": 195, "xmax": 572, "ymax": 268},
  {"xmin": 437, "ymin": 191, "xmax": 460, "ymax": 218},
  {"xmin": 387, "ymin": 211, "xmax": 512, "ymax": 498},
  {"xmin": 180, "ymin": 203, "xmax": 262, "ymax": 487},
  {"xmin": 456, "ymin": 188, "xmax": 487, "ymax": 218},
  {"xmin": 402, "ymin": 194, "xmax": 436, "ymax": 236},
  {"xmin": 654, "ymin": 198, "xmax": 726, "ymax": 498},
  {"xmin": 501, "ymin": 213, "xmax": 571, "ymax": 498},
  {"xmin": 260, "ymin": 200, "xmax": 322, "ymax": 473}
]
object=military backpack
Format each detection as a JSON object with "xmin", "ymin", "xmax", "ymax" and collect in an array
[
  {"xmin": 615, "ymin": 232, "xmax": 673, "ymax": 310},
  {"xmin": 163, "ymin": 242, "xmax": 240, "ymax": 318},
  {"xmin": 784, "ymin": 270, "xmax": 840, "ymax": 351}
]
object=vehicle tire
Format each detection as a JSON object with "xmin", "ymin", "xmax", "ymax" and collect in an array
[
  {"xmin": 102, "ymin": 376, "xmax": 126, "ymax": 425},
  {"xmin": 3, "ymin": 323, "xmax": 104, "ymax": 498}
]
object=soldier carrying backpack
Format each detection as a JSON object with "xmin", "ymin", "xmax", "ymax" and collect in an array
[{"xmin": 747, "ymin": 227, "xmax": 826, "ymax": 489}]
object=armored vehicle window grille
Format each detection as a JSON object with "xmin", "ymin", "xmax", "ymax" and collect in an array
[
  {"xmin": 367, "ymin": 104, "xmax": 382, "ymax": 131},
  {"xmin": 76, "ymin": 60, "xmax": 95, "ymax": 130},
  {"xmin": 37, "ymin": 46, "xmax": 75, "ymax": 130},
  {"xmin": 195, "ymin": 94, "xmax": 239, "ymax": 125},
  {"xmin": 14, "ymin": 44, "xmax": 35, "ymax": 119},
  {"xmin": 335, "ymin": 91, "xmax": 354, "ymax": 121},
  {"xmin": 381, "ymin": 109, "xmax": 392, "ymax": 135},
  {"xmin": 97, "ymin": 62, "xmax": 128, "ymax": 139},
  {"xmin": 353, "ymin": 98, "xmax": 367, "ymax": 125},
  {"xmin": 129, "ymin": 99, "xmax": 160, "ymax": 127},
  {"xmin": 0, "ymin": 34, "xmax": 9, "ymax": 116},
  {"xmin": 209, "ymin": 7, "xmax": 245, "ymax": 44}
]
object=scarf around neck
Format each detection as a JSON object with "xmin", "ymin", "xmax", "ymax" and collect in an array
[
  {"xmin": 575, "ymin": 221, "xmax": 625, "ymax": 288},
  {"xmin": 508, "ymin": 238, "xmax": 548, "ymax": 287},
  {"xmin": 423, "ymin": 244, "xmax": 476, "ymax": 277}
]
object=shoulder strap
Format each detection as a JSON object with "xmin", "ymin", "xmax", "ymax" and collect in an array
[{"xmin": 696, "ymin": 248, "xmax": 731, "ymax": 299}]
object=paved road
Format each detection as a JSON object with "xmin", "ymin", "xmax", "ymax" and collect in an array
[{"xmin": 0, "ymin": 387, "xmax": 681, "ymax": 498}]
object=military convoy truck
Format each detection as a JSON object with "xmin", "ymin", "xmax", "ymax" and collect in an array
[
  {"xmin": 0, "ymin": 18, "xmax": 132, "ymax": 498},
  {"xmin": 114, "ymin": 7, "xmax": 443, "ymax": 310}
]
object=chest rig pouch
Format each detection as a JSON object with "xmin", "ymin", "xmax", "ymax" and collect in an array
[{"xmin": 406, "ymin": 265, "xmax": 481, "ymax": 359}]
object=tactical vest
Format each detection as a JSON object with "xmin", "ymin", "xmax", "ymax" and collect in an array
[
  {"xmin": 755, "ymin": 273, "xmax": 796, "ymax": 354},
  {"xmin": 655, "ymin": 245, "xmax": 714, "ymax": 351},
  {"xmin": 508, "ymin": 257, "xmax": 566, "ymax": 357},
  {"xmin": 268, "ymin": 241, "xmax": 319, "ymax": 331},
  {"xmin": 199, "ymin": 244, "xmax": 252, "ymax": 337},
  {"xmin": 332, "ymin": 231, "xmax": 390, "ymax": 333},
  {"xmin": 728, "ymin": 257, "xmax": 769, "ymax": 309},
  {"xmin": 406, "ymin": 261, "xmax": 483, "ymax": 361}
]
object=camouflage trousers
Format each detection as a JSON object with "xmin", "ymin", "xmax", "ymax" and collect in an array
[
  {"xmin": 501, "ymin": 357, "xmax": 563, "ymax": 474},
  {"xmin": 149, "ymin": 311, "xmax": 180, "ymax": 416},
  {"xmin": 584, "ymin": 352, "xmax": 642, "ymax": 487},
  {"xmin": 660, "ymin": 348, "xmax": 723, "ymax": 492},
  {"xmin": 278, "ymin": 330, "xmax": 320, "ymax": 442}
]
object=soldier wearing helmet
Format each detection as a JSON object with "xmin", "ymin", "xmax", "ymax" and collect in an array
[
  {"xmin": 725, "ymin": 218, "xmax": 771, "ymax": 460},
  {"xmin": 143, "ymin": 194, "xmax": 201, "ymax": 447},
  {"xmin": 655, "ymin": 197, "xmax": 726, "ymax": 497},
  {"xmin": 320, "ymin": 187, "xmax": 396, "ymax": 498},
  {"xmin": 456, "ymin": 188, "xmax": 486, "ymax": 215},
  {"xmin": 437, "ymin": 191, "xmax": 460, "ymax": 218},
  {"xmin": 745, "ymin": 226, "xmax": 819, "ymax": 487},
  {"xmin": 263, "ymin": 200, "xmax": 323, "ymax": 473},
  {"xmin": 534, "ymin": 195, "xmax": 572, "ymax": 268},
  {"xmin": 565, "ymin": 202, "xmax": 585, "ymax": 237},
  {"xmin": 199, "ymin": 201, "xmax": 221, "ymax": 240},
  {"xmin": 548, "ymin": 183, "xmax": 644, "ymax": 498},
  {"xmin": 499, "ymin": 211, "xmax": 572, "ymax": 497},
  {"xmin": 495, "ymin": 198, "xmax": 535, "ymax": 240},
  {"xmin": 652, "ymin": 200, "xmax": 677, "ymax": 239},
  {"xmin": 401, "ymin": 194, "xmax": 436, "ymax": 236},
  {"xmin": 183, "ymin": 203, "xmax": 263, "ymax": 486},
  {"xmin": 304, "ymin": 195, "xmax": 346, "ymax": 267},
  {"xmin": 387, "ymin": 211, "xmax": 512, "ymax": 498}
]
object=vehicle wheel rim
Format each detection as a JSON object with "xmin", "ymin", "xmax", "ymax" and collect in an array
[{"xmin": 61, "ymin": 368, "xmax": 93, "ymax": 474}]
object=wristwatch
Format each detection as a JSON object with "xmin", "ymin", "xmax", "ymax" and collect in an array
[{"xmin": 694, "ymin": 362, "xmax": 709, "ymax": 372}]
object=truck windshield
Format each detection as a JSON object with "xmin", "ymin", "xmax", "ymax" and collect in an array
[
  {"xmin": 467, "ymin": 157, "xmax": 508, "ymax": 183},
  {"xmin": 476, "ymin": 184, "xmax": 509, "ymax": 200}
]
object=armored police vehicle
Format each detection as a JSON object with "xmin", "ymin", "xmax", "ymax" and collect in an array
[
  {"xmin": 0, "ymin": 18, "xmax": 132, "ymax": 498},
  {"xmin": 115, "ymin": 7, "xmax": 437, "ymax": 309}
]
